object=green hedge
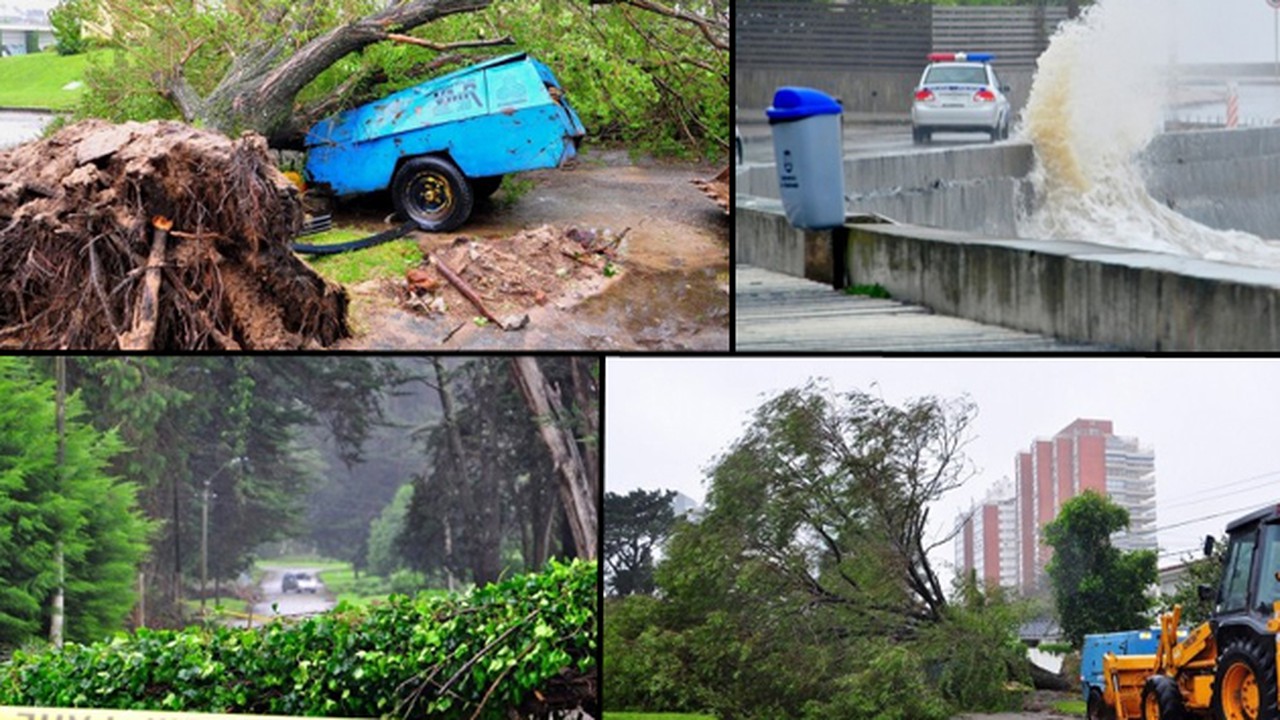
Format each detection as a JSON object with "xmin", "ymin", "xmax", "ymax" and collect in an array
[{"xmin": 0, "ymin": 560, "xmax": 596, "ymax": 718}]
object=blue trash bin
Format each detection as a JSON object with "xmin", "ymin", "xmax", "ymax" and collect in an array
[{"xmin": 767, "ymin": 87, "xmax": 845, "ymax": 230}]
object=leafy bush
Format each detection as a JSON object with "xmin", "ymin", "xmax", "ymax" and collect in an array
[
  {"xmin": 49, "ymin": 0, "xmax": 88, "ymax": 56},
  {"xmin": 0, "ymin": 560, "xmax": 596, "ymax": 719},
  {"xmin": 918, "ymin": 579, "xmax": 1032, "ymax": 713},
  {"xmin": 802, "ymin": 644, "xmax": 949, "ymax": 720}
]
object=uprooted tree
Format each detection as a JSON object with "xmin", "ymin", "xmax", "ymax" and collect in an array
[
  {"xmin": 87, "ymin": 0, "xmax": 503, "ymax": 144},
  {"xmin": 82, "ymin": 0, "xmax": 728, "ymax": 157}
]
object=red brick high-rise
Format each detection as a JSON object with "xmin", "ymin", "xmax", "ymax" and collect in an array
[{"xmin": 957, "ymin": 419, "xmax": 1156, "ymax": 593}]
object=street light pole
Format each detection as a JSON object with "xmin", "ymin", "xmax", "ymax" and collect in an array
[
  {"xmin": 198, "ymin": 456, "xmax": 246, "ymax": 617},
  {"xmin": 200, "ymin": 477, "xmax": 210, "ymax": 615}
]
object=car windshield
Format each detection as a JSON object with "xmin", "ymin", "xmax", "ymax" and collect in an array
[
  {"xmin": 925, "ymin": 65, "xmax": 987, "ymax": 85},
  {"xmin": 296, "ymin": 573, "xmax": 312, "ymax": 580}
]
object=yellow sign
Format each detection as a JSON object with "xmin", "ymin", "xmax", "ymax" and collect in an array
[{"xmin": 0, "ymin": 708, "xmax": 369, "ymax": 720}]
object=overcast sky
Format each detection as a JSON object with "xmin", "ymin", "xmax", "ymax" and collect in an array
[{"xmin": 606, "ymin": 358, "xmax": 1280, "ymax": 587}]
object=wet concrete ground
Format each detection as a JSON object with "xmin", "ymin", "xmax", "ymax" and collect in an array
[{"xmin": 335, "ymin": 150, "xmax": 730, "ymax": 350}]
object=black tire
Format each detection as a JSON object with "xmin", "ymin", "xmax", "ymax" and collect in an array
[
  {"xmin": 912, "ymin": 127, "xmax": 926, "ymax": 145},
  {"xmin": 1142, "ymin": 675, "xmax": 1185, "ymax": 720},
  {"xmin": 391, "ymin": 156, "xmax": 474, "ymax": 233},
  {"xmin": 1089, "ymin": 687, "xmax": 1115, "ymax": 720},
  {"xmin": 471, "ymin": 175, "xmax": 504, "ymax": 199},
  {"xmin": 1214, "ymin": 635, "xmax": 1279, "ymax": 720}
]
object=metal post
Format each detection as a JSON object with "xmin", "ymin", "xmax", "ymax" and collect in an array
[
  {"xmin": 200, "ymin": 479, "xmax": 209, "ymax": 615},
  {"xmin": 832, "ymin": 226, "xmax": 848, "ymax": 291}
]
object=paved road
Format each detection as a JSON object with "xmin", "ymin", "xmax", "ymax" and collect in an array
[
  {"xmin": 253, "ymin": 567, "xmax": 334, "ymax": 619},
  {"xmin": 0, "ymin": 110, "xmax": 54, "ymax": 149},
  {"xmin": 738, "ymin": 117, "xmax": 1004, "ymax": 165}
]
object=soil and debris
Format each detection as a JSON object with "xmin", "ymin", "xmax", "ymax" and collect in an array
[
  {"xmin": 392, "ymin": 224, "xmax": 625, "ymax": 338},
  {"xmin": 692, "ymin": 164, "xmax": 730, "ymax": 214},
  {"xmin": 0, "ymin": 119, "xmax": 347, "ymax": 349}
]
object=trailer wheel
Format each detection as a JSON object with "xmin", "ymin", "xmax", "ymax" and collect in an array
[
  {"xmin": 1215, "ymin": 636, "xmax": 1279, "ymax": 720},
  {"xmin": 1088, "ymin": 687, "xmax": 1115, "ymax": 720},
  {"xmin": 1142, "ymin": 675, "xmax": 1185, "ymax": 720},
  {"xmin": 392, "ymin": 156, "xmax": 474, "ymax": 233},
  {"xmin": 470, "ymin": 175, "xmax": 504, "ymax": 200}
]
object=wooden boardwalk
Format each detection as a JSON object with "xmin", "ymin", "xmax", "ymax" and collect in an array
[{"xmin": 735, "ymin": 265, "xmax": 1110, "ymax": 352}]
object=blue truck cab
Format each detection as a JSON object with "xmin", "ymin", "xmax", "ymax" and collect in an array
[
  {"xmin": 1081, "ymin": 627, "xmax": 1186, "ymax": 720},
  {"xmin": 304, "ymin": 52, "xmax": 586, "ymax": 232}
]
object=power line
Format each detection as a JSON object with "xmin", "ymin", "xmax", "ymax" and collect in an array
[{"xmin": 1160, "ymin": 468, "xmax": 1280, "ymax": 512}]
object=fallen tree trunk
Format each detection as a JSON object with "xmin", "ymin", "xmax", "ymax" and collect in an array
[{"xmin": 0, "ymin": 120, "xmax": 349, "ymax": 349}]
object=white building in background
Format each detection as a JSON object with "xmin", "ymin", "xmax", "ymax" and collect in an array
[
  {"xmin": 956, "ymin": 418, "xmax": 1157, "ymax": 594},
  {"xmin": 671, "ymin": 491, "xmax": 702, "ymax": 520},
  {"xmin": 955, "ymin": 478, "xmax": 1019, "ymax": 589}
]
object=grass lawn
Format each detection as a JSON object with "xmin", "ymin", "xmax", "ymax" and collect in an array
[
  {"xmin": 0, "ymin": 50, "xmax": 98, "ymax": 110},
  {"xmin": 604, "ymin": 707, "xmax": 716, "ymax": 712},
  {"xmin": 299, "ymin": 227, "xmax": 423, "ymax": 286},
  {"xmin": 319, "ymin": 565, "xmax": 449, "ymax": 607},
  {"xmin": 257, "ymin": 555, "xmax": 349, "ymax": 572},
  {"xmin": 603, "ymin": 714, "xmax": 714, "ymax": 720},
  {"xmin": 1053, "ymin": 699, "xmax": 1086, "ymax": 715}
]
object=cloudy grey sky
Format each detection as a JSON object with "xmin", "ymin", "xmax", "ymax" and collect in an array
[
  {"xmin": 1173, "ymin": 0, "xmax": 1280, "ymax": 64},
  {"xmin": 606, "ymin": 358, "xmax": 1280, "ymax": 586}
]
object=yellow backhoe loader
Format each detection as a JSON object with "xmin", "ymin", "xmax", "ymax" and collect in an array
[{"xmin": 1100, "ymin": 503, "xmax": 1280, "ymax": 720}]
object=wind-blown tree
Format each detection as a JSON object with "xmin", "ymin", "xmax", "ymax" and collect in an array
[
  {"xmin": 400, "ymin": 358, "xmax": 563, "ymax": 587},
  {"xmin": 0, "ymin": 358, "xmax": 150, "ymax": 648},
  {"xmin": 604, "ymin": 488, "xmax": 675, "ymax": 596},
  {"xmin": 66, "ymin": 357, "xmax": 390, "ymax": 621},
  {"xmin": 624, "ymin": 380, "xmax": 978, "ymax": 719},
  {"xmin": 687, "ymin": 380, "xmax": 976, "ymax": 628},
  {"xmin": 1043, "ymin": 490, "xmax": 1158, "ymax": 648}
]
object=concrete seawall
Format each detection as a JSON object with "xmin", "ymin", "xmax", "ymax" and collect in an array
[
  {"xmin": 736, "ymin": 205, "xmax": 1280, "ymax": 350},
  {"xmin": 740, "ymin": 126, "xmax": 1280, "ymax": 240}
]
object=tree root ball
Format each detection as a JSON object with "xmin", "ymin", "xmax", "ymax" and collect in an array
[{"xmin": 0, "ymin": 119, "xmax": 349, "ymax": 349}]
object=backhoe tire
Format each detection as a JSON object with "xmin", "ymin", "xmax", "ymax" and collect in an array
[
  {"xmin": 391, "ymin": 156, "xmax": 474, "ymax": 233},
  {"xmin": 1089, "ymin": 687, "xmax": 1115, "ymax": 720},
  {"xmin": 1214, "ymin": 635, "xmax": 1279, "ymax": 720},
  {"xmin": 1142, "ymin": 675, "xmax": 1186, "ymax": 720}
]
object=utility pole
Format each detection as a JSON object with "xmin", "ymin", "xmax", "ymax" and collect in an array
[
  {"xmin": 50, "ymin": 357, "xmax": 66, "ymax": 648},
  {"xmin": 200, "ymin": 477, "xmax": 210, "ymax": 615}
]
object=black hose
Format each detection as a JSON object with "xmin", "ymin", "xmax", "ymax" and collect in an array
[{"xmin": 291, "ymin": 221, "xmax": 418, "ymax": 255}]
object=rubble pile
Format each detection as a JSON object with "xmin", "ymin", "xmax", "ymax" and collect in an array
[
  {"xmin": 0, "ymin": 120, "xmax": 348, "ymax": 349},
  {"xmin": 403, "ymin": 224, "xmax": 623, "ymax": 328}
]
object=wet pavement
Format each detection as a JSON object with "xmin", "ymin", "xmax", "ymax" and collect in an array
[
  {"xmin": 736, "ymin": 264, "xmax": 1112, "ymax": 352},
  {"xmin": 0, "ymin": 110, "xmax": 53, "ymax": 149},
  {"xmin": 253, "ymin": 567, "xmax": 334, "ymax": 619},
  {"xmin": 336, "ymin": 150, "xmax": 730, "ymax": 350}
]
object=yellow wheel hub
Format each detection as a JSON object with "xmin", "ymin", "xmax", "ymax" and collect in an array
[
  {"xmin": 1223, "ymin": 662, "xmax": 1260, "ymax": 720},
  {"xmin": 1145, "ymin": 691, "xmax": 1161, "ymax": 720}
]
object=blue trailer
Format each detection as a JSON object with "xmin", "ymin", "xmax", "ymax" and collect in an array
[
  {"xmin": 1081, "ymin": 627, "xmax": 1186, "ymax": 720},
  {"xmin": 304, "ymin": 52, "xmax": 586, "ymax": 232}
]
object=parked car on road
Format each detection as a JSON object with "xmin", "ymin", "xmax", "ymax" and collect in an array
[
  {"xmin": 281, "ymin": 572, "xmax": 298, "ymax": 593},
  {"xmin": 293, "ymin": 572, "xmax": 319, "ymax": 594},
  {"xmin": 910, "ymin": 52, "xmax": 1011, "ymax": 144}
]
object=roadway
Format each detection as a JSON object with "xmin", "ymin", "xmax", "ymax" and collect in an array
[
  {"xmin": 737, "ymin": 112, "xmax": 1009, "ymax": 165},
  {"xmin": 253, "ymin": 567, "xmax": 334, "ymax": 619}
]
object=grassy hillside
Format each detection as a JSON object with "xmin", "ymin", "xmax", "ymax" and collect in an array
[{"xmin": 0, "ymin": 50, "xmax": 95, "ymax": 110}]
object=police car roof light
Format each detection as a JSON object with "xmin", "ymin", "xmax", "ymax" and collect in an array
[{"xmin": 927, "ymin": 52, "xmax": 995, "ymax": 63}]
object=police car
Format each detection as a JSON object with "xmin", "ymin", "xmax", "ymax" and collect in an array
[{"xmin": 910, "ymin": 52, "xmax": 1011, "ymax": 144}]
